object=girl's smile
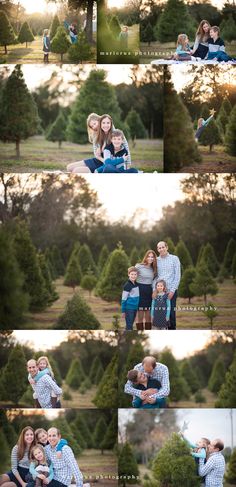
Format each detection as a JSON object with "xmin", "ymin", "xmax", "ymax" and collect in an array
[{"xmin": 33, "ymin": 449, "xmax": 44, "ymax": 462}]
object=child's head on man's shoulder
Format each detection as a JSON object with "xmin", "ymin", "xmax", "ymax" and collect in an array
[
  {"xmin": 210, "ymin": 26, "xmax": 220, "ymax": 40},
  {"xmin": 111, "ymin": 129, "xmax": 125, "ymax": 149},
  {"xmin": 121, "ymin": 25, "xmax": 129, "ymax": 32},
  {"xmin": 128, "ymin": 266, "xmax": 138, "ymax": 282}
]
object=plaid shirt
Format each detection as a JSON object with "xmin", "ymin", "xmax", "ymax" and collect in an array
[
  {"xmin": 45, "ymin": 444, "xmax": 83, "ymax": 487},
  {"xmin": 153, "ymin": 253, "xmax": 181, "ymax": 293},
  {"xmin": 199, "ymin": 452, "xmax": 225, "ymax": 486},
  {"xmin": 34, "ymin": 375, "xmax": 62, "ymax": 408},
  {"xmin": 124, "ymin": 362, "xmax": 170, "ymax": 399}
]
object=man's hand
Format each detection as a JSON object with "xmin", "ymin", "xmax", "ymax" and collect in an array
[
  {"xmin": 37, "ymin": 475, "xmax": 46, "ymax": 480},
  {"xmin": 146, "ymin": 397, "xmax": 156, "ymax": 404},
  {"xmin": 168, "ymin": 292, "xmax": 174, "ymax": 300},
  {"xmin": 43, "ymin": 478, "xmax": 50, "ymax": 484},
  {"xmin": 145, "ymin": 388, "xmax": 158, "ymax": 395},
  {"xmin": 29, "ymin": 378, "xmax": 35, "ymax": 384}
]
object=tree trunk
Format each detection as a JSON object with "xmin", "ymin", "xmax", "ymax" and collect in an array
[
  {"xmin": 204, "ymin": 293, "xmax": 207, "ymax": 305},
  {"xmin": 61, "ymin": 53, "xmax": 63, "ymax": 62},
  {"xmin": 58, "ymin": 140, "xmax": 62, "ymax": 149},
  {"xmin": 16, "ymin": 140, "xmax": 20, "ymax": 159},
  {"xmin": 4, "ymin": 44, "xmax": 7, "ymax": 54},
  {"xmin": 85, "ymin": 0, "xmax": 93, "ymax": 43},
  {"xmin": 26, "ymin": 41, "xmax": 28, "ymax": 48}
]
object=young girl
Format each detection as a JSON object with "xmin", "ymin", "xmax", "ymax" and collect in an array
[
  {"xmin": 42, "ymin": 30, "xmax": 50, "ymax": 63},
  {"xmin": 135, "ymin": 250, "xmax": 157, "ymax": 330},
  {"xmin": 67, "ymin": 113, "xmax": 103, "ymax": 173},
  {"xmin": 34, "ymin": 429, "xmax": 68, "ymax": 459},
  {"xmin": 151, "ymin": 279, "xmax": 171, "ymax": 329},
  {"xmin": 0, "ymin": 426, "xmax": 35, "ymax": 487},
  {"xmin": 29, "ymin": 445, "xmax": 53, "ymax": 487},
  {"xmin": 174, "ymin": 34, "xmax": 192, "ymax": 61},
  {"xmin": 192, "ymin": 20, "xmax": 211, "ymax": 59},
  {"xmin": 195, "ymin": 109, "xmax": 216, "ymax": 140},
  {"xmin": 28, "ymin": 356, "xmax": 61, "ymax": 408}
]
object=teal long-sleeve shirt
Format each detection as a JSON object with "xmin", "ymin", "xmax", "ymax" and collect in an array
[{"xmin": 183, "ymin": 436, "xmax": 206, "ymax": 459}]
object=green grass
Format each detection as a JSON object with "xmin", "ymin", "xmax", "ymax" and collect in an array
[
  {"xmin": 170, "ymin": 388, "xmax": 217, "ymax": 408},
  {"xmin": 0, "ymin": 136, "xmax": 163, "ymax": 172},
  {"xmin": 78, "ymin": 449, "xmax": 118, "ymax": 486},
  {"xmin": 177, "ymin": 145, "xmax": 236, "ymax": 173}
]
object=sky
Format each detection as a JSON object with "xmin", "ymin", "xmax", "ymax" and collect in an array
[
  {"xmin": 12, "ymin": 330, "xmax": 111, "ymax": 350},
  {"xmin": 171, "ymin": 65, "xmax": 236, "ymax": 94},
  {"xmin": 19, "ymin": 0, "xmax": 58, "ymax": 14},
  {"xmin": 147, "ymin": 330, "xmax": 213, "ymax": 360}
]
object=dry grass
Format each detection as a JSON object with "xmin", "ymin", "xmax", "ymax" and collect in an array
[
  {"xmin": 177, "ymin": 145, "xmax": 236, "ymax": 174},
  {"xmin": 78, "ymin": 449, "xmax": 118, "ymax": 486}
]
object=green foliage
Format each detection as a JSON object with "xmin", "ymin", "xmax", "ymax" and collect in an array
[
  {"xmin": 225, "ymin": 105, "xmax": 236, "ymax": 156},
  {"xmin": 93, "ymin": 416, "xmax": 107, "ymax": 451},
  {"xmin": 98, "ymin": 244, "xmax": 109, "ymax": 272},
  {"xmin": 93, "ymin": 353, "xmax": 118, "ymax": 408},
  {"xmin": 1, "ymin": 345, "xmax": 27, "ymax": 404},
  {"xmin": 199, "ymin": 242, "xmax": 220, "ymax": 277},
  {"xmin": 64, "ymin": 254, "xmax": 82, "ymax": 289},
  {"xmin": 199, "ymin": 118, "xmax": 222, "ymax": 152},
  {"xmin": 225, "ymin": 449, "xmax": 236, "ymax": 483},
  {"xmin": 195, "ymin": 390, "xmax": 206, "ymax": 405},
  {"xmin": 175, "ymin": 239, "xmax": 193, "ymax": 271},
  {"xmin": 96, "ymin": 247, "xmax": 130, "ymax": 302},
  {"xmin": 215, "ymin": 352, "xmax": 236, "ymax": 407},
  {"xmin": 78, "ymin": 244, "xmax": 97, "ymax": 276},
  {"xmin": 53, "ymin": 417, "xmax": 81, "ymax": 456},
  {"xmin": 18, "ymin": 21, "xmax": 34, "ymax": 46},
  {"xmin": 129, "ymin": 247, "xmax": 140, "ymax": 266},
  {"xmin": 50, "ymin": 15, "xmax": 61, "ymax": 39},
  {"xmin": 156, "ymin": 0, "xmax": 195, "ymax": 42},
  {"xmin": 208, "ymin": 357, "xmax": 226, "ymax": 393},
  {"xmin": 118, "ymin": 442, "xmax": 139, "ymax": 485},
  {"xmin": 50, "ymin": 245, "xmax": 65, "ymax": 278},
  {"xmin": 51, "ymin": 26, "xmax": 70, "ymax": 61},
  {"xmin": 232, "ymin": 253, "xmax": 236, "ymax": 279},
  {"xmin": 143, "ymin": 22, "xmax": 155, "ymax": 45},
  {"xmin": 38, "ymin": 252, "xmax": 59, "ymax": 305},
  {"xmin": 72, "ymin": 414, "xmax": 93, "ymax": 449},
  {"xmin": 0, "ymin": 411, "xmax": 17, "ymax": 447},
  {"xmin": 180, "ymin": 360, "xmax": 200, "ymax": 394},
  {"xmin": 202, "ymin": 302, "xmax": 219, "ymax": 328},
  {"xmin": 65, "ymin": 358, "xmax": 85, "ymax": 390},
  {"xmin": 125, "ymin": 108, "xmax": 147, "ymax": 141},
  {"xmin": 223, "ymin": 238, "xmax": 236, "ymax": 274},
  {"xmin": 165, "ymin": 238, "xmax": 175, "ymax": 254},
  {"xmin": 217, "ymin": 263, "xmax": 228, "ymax": 283},
  {"xmin": 160, "ymin": 348, "xmax": 190, "ymax": 403},
  {"xmin": 46, "ymin": 112, "xmax": 67, "ymax": 148},
  {"xmin": 94, "ymin": 363, "xmax": 105, "ymax": 385},
  {"xmin": 63, "ymin": 390, "xmax": 72, "ymax": 401},
  {"xmin": 101, "ymin": 412, "xmax": 117, "ymax": 450},
  {"xmin": 0, "ymin": 429, "xmax": 10, "ymax": 471},
  {"xmin": 0, "ymin": 10, "xmax": 16, "ymax": 53},
  {"xmin": 20, "ymin": 385, "xmax": 35, "ymax": 407},
  {"xmin": 109, "ymin": 15, "xmax": 121, "ymax": 39},
  {"xmin": 190, "ymin": 263, "xmax": 218, "ymax": 305},
  {"xmin": 57, "ymin": 292, "xmax": 101, "ymax": 329},
  {"xmin": 178, "ymin": 267, "xmax": 197, "ymax": 303},
  {"xmin": 217, "ymin": 105, "xmax": 229, "ymax": 136},
  {"xmin": 119, "ymin": 340, "xmax": 145, "ymax": 407},
  {"xmin": 152, "ymin": 433, "xmax": 201, "ymax": 486},
  {"xmin": 79, "ymin": 376, "xmax": 92, "ymax": 394},
  {"xmin": 89, "ymin": 356, "xmax": 103, "ymax": 383},
  {"xmin": 68, "ymin": 31, "xmax": 93, "ymax": 62},
  {"xmin": 81, "ymin": 273, "xmax": 97, "ymax": 295},
  {"xmin": 220, "ymin": 14, "xmax": 236, "ymax": 41},
  {"xmin": 221, "ymin": 98, "xmax": 232, "ymax": 116}
]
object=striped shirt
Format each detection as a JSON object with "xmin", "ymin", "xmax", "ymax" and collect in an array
[
  {"xmin": 124, "ymin": 362, "xmax": 170, "ymax": 399},
  {"xmin": 45, "ymin": 444, "xmax": 83, "ymax": 487},
  {"xmin": 11, "ymin": 445, "xmax": 30, "ymax": 474},
  {"xmin": 199, "ymin": 453, "xmax": 225, "ymax": 486},
  {"xmin": 135, "ymin": 263, "xmax": 154, "ymax": 285},
  {"xmin": 121, "ymin": 280, "xmax": 139, "ymax": 312},
  {"xmin": 153, "ymin": 254, "xmax": 181, "ymax": 293},
  {"xmin": 34, "ymin": 374, "xmax": 62, "ymax": 408}
]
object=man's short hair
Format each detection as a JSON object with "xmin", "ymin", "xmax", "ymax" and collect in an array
[
  {"xmin": 112, "ymin": 129, "xmax": 124, "ymax": 139},
  {"xmin": 142, "ymin": 356, "xmax": 156, "ymax": 368},
  {"xmin": 127, "ymin": 369, "xmax": 139, "ymax": 383},
  {"xmin": 157, "ymin": 241, "xmax": 168, "ymax": 248},
  {"xmin": 128, "ymin": 266, "xmax": 138, "ymax": 275},
  {"xmin": 48, "ymin": 427, "xmax": 61, "ymax": 436},
  {"xmin": 214, "ymin": 439, "xmax": 224, "ymax": 451},
  {"xmin": 210, "ymin": 26, "xmax": 220, "ymax": 34}
]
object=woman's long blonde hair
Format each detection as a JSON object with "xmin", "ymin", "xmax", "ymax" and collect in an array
[
  {"xmin": 86, "ymin": 113, "xmax": 101, "ymax": 143},
  {"xmin": 196, "ymin": 20, "xmax": 211, "ymax": 41},
  {"xmin": 17, "ymin": 427, "xmax": 35, "ymax": 461},
  {"xmin": 37, "ymin": 356, "xmax": 54, "ymax": 378},
  {"xmin": 95, "ymin": 113, "xmax": 113, "ymax": 148}
]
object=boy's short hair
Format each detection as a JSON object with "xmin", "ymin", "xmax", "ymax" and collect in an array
[
  {"xmin": 128, "ymin": 266, "xmax": 138, "ymax": 275},
  {"xmin": 112, "ymin": 129, "xmax": 124, "ymax": 139},
  {"xmin": 210, "ymin": 26, "xmax": 220, "ymax": 34},
  {"xmin": 127, "ymin": 369, "xmax": 139, "ymax": 383}
]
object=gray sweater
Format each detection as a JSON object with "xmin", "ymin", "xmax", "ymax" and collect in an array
[{"xmin": 135, "ymin": 263, "xmax": 154, "ymax": 285}]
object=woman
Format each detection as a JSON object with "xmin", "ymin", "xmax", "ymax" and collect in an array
[
  {"xmin": 192, "ymin": 20, "xmax": 211, "ymax": 59},
  {"xmin": 135, "ymin": 250, "xmax": 157, "ymax": 330},
  {"xmin": 0, "ymin": 427, "xmax": 35, "ymax": 487}
]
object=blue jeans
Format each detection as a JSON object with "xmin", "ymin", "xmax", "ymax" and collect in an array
[
  {"xmin": 132, "ymin": 396, "xmax": 166, "ymax": 408},
  {"xmin": 207, "ymin": 51, "xmax": 232, "ymax": 61},
  {"xmin": 170, "ymin": 291, "xmax": 177, "ymax": 329},
  {"xmin": 125, "ymin": 310, "xmax": 137, "ymax": 330}
]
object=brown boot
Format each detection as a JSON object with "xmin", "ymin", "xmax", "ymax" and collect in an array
[
  {"xmin": 145, "ymin": 322, "xmax": 152, "ymax": 330},
  {"xmin": 136, "ymin": 322, "xmax": 144, "ymax": 330}
]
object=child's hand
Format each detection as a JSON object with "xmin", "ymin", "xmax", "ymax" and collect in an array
[
  {"xmin": 37, "ymin": 475, "xmax": 46, "ymax": 480},
  {"xmin": 122, "ymin": 313, "xmax": 125, "ymax": 319},
  {"xmin": 56, "ymin": 451, "xmax": 62, "ymax": 458},
  {"xmin": 29, "ymin": 378, "xmax": 35, "ymax": 384},
  {"xmin": 123, "ymin": 154, "xmax": 128, "ymax": 161}
]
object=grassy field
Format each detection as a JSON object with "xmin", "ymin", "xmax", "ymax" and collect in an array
[
  {"xmin": 177, "ymin": 145, "xmax": 236, "ymax": 173},
  {"xmin": 24, "ymin": 278, "xmax": 236, "ymax": 329},
  {"xmin": 0, "ymin": 35, "xmax": 96, "ymax": 64},
  {"xmin": 170, "ymin": 388, "xmax": 217, "ymax": 408},
  {"xmin": 78, "ymin": 449, "xmax": 118, "ymax": 486},
  {"xmin": 0, "ymin": 136, "xmax": 163, "ymax": 173}
]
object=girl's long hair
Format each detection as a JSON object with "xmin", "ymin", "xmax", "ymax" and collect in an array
[
  {"xmin": 152, "ymin": 279, "xmax": 167, "ymax": 298},
  {"xmin": 30, "ymin": 444, "xmax": 47, "ymax": 465},
  {"xmin": 86, "ymin": 113, "xmax": 101, "ymax": 143},
  {"xmin": 17, "ymin": 427, "xmax": 35, "ymax": 461},
  {"xmin": 140, "ymin": 249, "xmax": 157, "ymax": 276},
  {"xmin": 96, "ymin": 114, "xmax": 113, "ymax": 148},
  {"xmin": 176, "ymin": 33, "xmax": 188, "ymax": 48},
  {"xmin": 196, "ymin": 20, "xmax": 211, "ymax": 41},
  {"xmin": 37, "ymin": 356, "xmax": 54, "ymax": 378}
]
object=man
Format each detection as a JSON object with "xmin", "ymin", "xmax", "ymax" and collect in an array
[
  {"xmin": 198, "ymin": 439, "xmax": 225, "ymax": 486},
  {"xmin": 153, "ymin": 241, "xmax": 181, "ymax": 329},
  {"xmin": 127, "ymin": 369, "xmax": 166, "ymax": 408},
  {"xmin": 45, "ymin": 428, "xmax": 83, "ymax": 487},
  {"xmin": 27, "ymin": 359, "xmax": 62, "ymax": 409},
  {"xmin": 124, "ymin": 356, "xmax": 170, "ymax": 403}
]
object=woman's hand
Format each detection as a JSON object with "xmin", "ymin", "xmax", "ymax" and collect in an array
[
  {"xmin": 95, "ymin": 148, "xmax": 101, "ymax": 157},
  {"xmin": 37, "ymin": 474, "xmax": 46, "ymax": 480},
  {"xmin": 43, "ymin": 478, "xmax": 50, "ymax": 484}
]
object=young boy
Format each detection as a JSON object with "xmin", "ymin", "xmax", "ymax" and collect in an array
[
  {"xmin": 121, "ymin": 266, "xmax": 140, "ymax": 330},
  {"xmin": 207, "ymin": 26, "xmax": 232, "ymax": 61},
  {"xmin": 119, "ymin": 25, "xmax": 129, "ymax": 50},
  {"xmin": 95, "ymin": 129, "xmax": 138, "ymax": 173}
]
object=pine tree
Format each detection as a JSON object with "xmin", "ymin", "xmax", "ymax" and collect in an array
[
  {"xmin": 129, "ymin": 247, "xmax": 140, "ymax": 266},
  {"xmin": 195, "ymin": 390, "xmax": 206, "ymax": 407},
  {"xmin": 94, "ymin": 363, "xmax": 105, "ymax": 385},
  {"xmin": 223, "ymin": 238, "xmax": 236, "ymax": 276},
  {"xmin": 232, "ymin": 253, "xmax": 236, "ymax": 279},
  {"xmin": 0, "ymin": 10, "xmax": 16, "ymax": 54},
  {"xmin": 0, "ymin": 227, "xmax": 28, "ymax": 328},
  {"xmin": 217, "ymin": 105, "xmax": 229, "ymax": 136},
  {"xmin": 152, "ymin": 433, "xmax": 201, "ymax": 486},
  {"xmin": 180, "ymin": 360, "xmax": 200, "ymax": 394},
  {"xmin": 165, "ymin": 237, "xmax": 175, "ymax": 254},
  {"xmin": 109, "ymin": 15, "xmax": 121, "ymax": 39},
  {"xmin": 65, "ymin": 358, "xmax": 85, "ymax": 390},
  {"xmin": 67, "ymin": 69, "xmax": 123, "ymax": 144},
  {"xmin": 225, "ymin": 449, "xmax": 236, "ymax": 483},
  {"xmin": 46, "ymin": 111, "xmax": 67, "ymax": 148},
  {"xmin": 57, "ymin": 292, "xmax": 101, "ymax": 329},
  {"xmin": 51, "ymin": 245, "xmax": 65, "ymax": 277},
  {"xmin": 225, "ymin": 105, "xmax": 236, "ymax": 156},
  {"xmin": 220, "ymin": 14, "xmax": 236, "ymax": 41},
  {"xmin": 164, "ymin": 68, "xmax": 201, "ymax": 171},
  {"xmin": 0, "ymin": 411, "xmax": 17, "ymax": 447},
  {"xmin": 175, "ymin": 239, "xmax": 193, "ymax": 271},
  {"xmin": 215, "ymin": 352, "xmax": 236, "ymax": 407},
  {"xmin": 20, "ymin": 384, "xmax": 35, "ymax": 407},
  {"xmin": 93, "ymin": 353, "xmax": 118, "ymax": 408},
  {"xmin": 81, "ymin": 273, "xmax": 97, "ymax": 297},
  {"xmin": 78, "ymin": 244, "xmax": 97, "ymax": 276},
  {"xmin": 51, "ymin": 26, "xmax": 70, "ymax": 62},
  {"xmin": 18, "ymin": 21, "xmax": 34, "ymax": 47},
  {"xmin": 156, "ymin": 0, "xmax": 195, "ymax": 42},
  {"xmin": 50, "ymin": 15, "xmax": 61, "ymax": 39},
  {"xmin": 101, "ymin": 412, "xmax": 117, "ymax": 450},
  {"xmin": 72, "ymin": 414, "xmax": 93, "ymax": 448},
  {"xmin": 125, "ymin": 109, "xmax": 147, "ymax": 142},
  {"xmin": 89, "ymin": 356, "xmax": 103, "ymax": 383},
  {"xmin": 217, "ymin": 263, "xmax": 228, "ymax": 283},
  {"xmin": 199, "ymin": 118, "xmax": 222, "ymax": 152},
  {"xmin": 38, "ymin": 252, "xmax": 58, "ymax": 305},
  {"xmin": 196, "ymin": 244, "xmax": 204, "ymax": 266},
  {"xmin": 202, "ymin": 302, "xmax": 219, "ymax": 328},
  {"xmin": 79, "ymin": 376, "xmax": 92, "ymax": 393},
  {"xmin": 68, "ymin": 31, "xmax": 93, "ymax": 62},
  {"xmin": 0, "ymin": 429, "xmax": 10, "ymax": 471},
  {"xmin": 178, "ymin": 267, "xmax": 197, "ymax": 304},
  {"xmin": 118, "ymin": 442, "xmax": 139, "ymax": 486},
  {"xmin": 160, "ymin": 348, "xmax": 190, "ymax": 403},
  {"xmin": 97, "ymin": 244, "xmax": 109, "ymax": 273},
  {"xmin": 64, "ymin": 254, "xmax": 82, "ymax": 290},
  {"xmin": 143, "ymin": 22, "xmax": 155, "ymax": 45},
  {"xmin": 54, "ymin": 417, "xmax": 81, "ymax": 456},
  {"xmin": 0, "ymin": 65, "xmax": 40, "ymax": 158},
  {"xmin": 221, "ymin": 98, "xmax": 232, "ymax": 116},
  {"xmin": 208, "ymin": 357, "xmax": 226, "ymax": 393},
  {"xmin": 1, "ymin": 345, "xmax": 27, "ymax": 405},
  {"xmin": 190, "ymin": 263, "xmax": 218, "ymax": 305},
  {"xmin": 96, "ymin": 247, "xmax": 130, "ymax": 302},
  {"xmin": 199, "ymin": 243, "xmax": 219, "ymax": 277},
  {"xmin": 93, "ymin": 416, "xmax": 107, "ymax": 452}
]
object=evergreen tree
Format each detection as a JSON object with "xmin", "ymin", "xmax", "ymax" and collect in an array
[
  {"xmin": 0, "ymin": 429, "xmax": 10, "ymax": 471},
  {"xmin": 46, "ymin": 355, "xmax": 62, "ymax": 386},
  {"xmin": 156, "ymin": 0, "xmax": 195, "ymax": 42},
  {"xmin": 118, "ymin": 442, "xmax": 139, "ymax": 486},
  {"xmin": 120, "ymin": 341, "xmax": 145, "ymax": 407},
  {"xmin": 109, "ymin": 15, "xmax": 121, "ymax": 39},
  {"xmin": 175, "ymin": 240, "xmax": 193, "ymax": 271},
  {"xmin": 221, "ymin": 97, "xmax": 232, "ymax": 116},
  {"xmin": 225, "ymin": 105, "xmax": 236, "ymax": 156},
  {"xmin": 160, "ymin": 348, "xmax": 190, "ymax": 403},
  {"xmin": 0, "ymin": 411, "xmax": 17, "ymax": 447},
  {"xmin": 190, "ymin": 263, "xmax": 218, "ymax": 305},
  {"xmin": 81, "ymin": 273, "xmax": 97, "ymax": 297},
  {"xmin": 57, "ymin": 292, "xmax": 101, "ymax": 329},
  {"xmin": 196, "ymin": 244, "xmax": 204, "ymax": 266},
  {"xmin": 195, "ymin": 391, "xmax": 206, "ymax": 407},
  {"xmin": 50, "ymin": 15, "xmax": 61, "ymax": 39},
  {"xmin": 93, "ymin": 416, "xmax": 107, "ymax": 452},
  {"xmin": 165, "ymin": 237, "xmax": 175, "ymax": 254},
  {"xmin": 51, "ymin": 245, "xmax": 65, "ymax": 277},
  {"xmin": 93, "ymin": 353, "xmax": 118, "ymax": 408},
  {"xmin": 199, "ymin": 242, "xmax": 219, "ymax": 277},
  {"xmin": 225, "ymin": 449, "xmax": 236, "ymax": 483},
  {"xmin": 67, "ymin": 69, "xmax": 123, "ymax": 144},
  {"xmin": 78, "ymin": 244, "xmax": 97, "ymax": 276},
  {"xmin": 18, "ymin": 21, "xmax": 34, "ymax": 47},
  {"xmin": 79, "ymin": 376, "xmax": 92, "ymax": 393},
  {"xmin": 220, "ymin": 14, "xmax": 236, "ymax": 41},
  {"xmin": 178, "ymin": 267, "xmax": 197, "ymax": 304},
  {"xmin": 208, "ymin": 357, "xmax": 226, "ymax": 393},
  {"xmin": 216, "ymin": 352, "xmax": 236, "ymax": 407},
  {"xmin": 38, "ymin": 252, "xmax": 58, "ymax": 305},
  {"xmin": 54, "ymin": 417, "xmax": 81, "ymax": 456},
  {"xmin": 125, "ymin": 109, "xmax": 147, "ymax": 142},
  {"xmin": 94, "ymin": 363, "xmax": 105, "ymax": 385},
  {"xmin": 0, "ymin": 65, "xmax": 40, "ymax": 158},
  {"xmin": 232, "ymin": 253, "xmax": 236, "ymax": 279},
  {"xmin": 46, "ymin": 111, "xmax": 67, "ymax": 148},
  {"xmin": 217, "ymin": 263, "xmax": 228, "ymax": 283},
  {"xmin": 199, "ymin": 118, "xmax": 222, "ymax": 152},
  {"xmin": 89, "ymin": 356, "xmax": 103, "ymax": 383},
  {"xmin": 101, "ymin": 412, "xmax": 117, "ymax": 450},
  {"xmin": 65, "ymin": 358, "xmax": 85, "ymax": 389},
  {"xmin": 223, "ymin": 238, "xmax": 236, "ymax": 274},
  {"xmin": 129, "ymin": 247, "xmax": 140, "ymax": 266},
  {"xmin": 0, "ymin": 227, "xmax": 28, "ymax": 328},
  {"xmin": 1, "ymin": 345, "xmax": 27, "ymax": 405},
  {"xmin": 51, "ymin": 26, "xmax": 70, "ymax": 62},
  {"xmin": 72, "ymin": 414, "xmax": 93, "ymax": 448},
  {"xmin": 20, "ymin": 384, "xmax": 35, "ymax": 407},
  {"xmin": 180, "ymin": 360, "xmax": 200, "ymax": 394},
  {"xmin": 152, "ymin": 433, "xmax": 201, "ymax": 486},
  {"xmin": 217, "ymin": 105, "xmax": 229, "ymax": 136},
  {"xmin": 96, "ymin": 247, "xmax": 130, "ymax": 302},
  {"xmin": 143, "ymin": 22, "xmax": 155, "ymax": 45},
  {"xmin": 202, "ymin": 302, "xmax": 219, "ymax": 328},
  {"xmin": 164, "ymin": 68, "xmax": 201, "ymax": 171},
  {"xmin": 0, "ymin": 10, "xmax": 16, "ymax": 54},
  {"xmin": 64, "ymin": 254, "xmax": 82, "ymax": 290},
  {"xmin": 98, "ymin": 244, "xmax": 109, "ymax": 272},
  {"xmin": 68, "ymin": 31, "xmax": 93, "ymax": 62}
]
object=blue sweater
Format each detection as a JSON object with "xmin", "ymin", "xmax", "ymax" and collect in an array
[{"xmin": 121, "ymin": 279, "xmax": 139, "ymax": 312}]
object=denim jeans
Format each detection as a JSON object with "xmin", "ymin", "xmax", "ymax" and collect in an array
[
  {"xmin": 125, "ymin": 310, "xmax": 137, "ymax": 330},
  {"xmin": 170, "ymin": 291, "xmax": 177, "ymax": 330}
]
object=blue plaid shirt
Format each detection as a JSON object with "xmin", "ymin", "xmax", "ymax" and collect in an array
[
  {"xmin": 34, "ymin": 375, "xmax": 62, "ymax": 408},
  {"xmin": 124, "ymin": 362, "xmax": 170, "ymax": 399},
  {"xmin": 153, "ymin": 253, "xmax": 181, "ymax": 293},
  {"xmin": 199, "ymin": 452, "xmax": 225, "ymax": 486},
  {"xmin": 45, "ymin": 444, "xmax": 83, "ymax": 487}
]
